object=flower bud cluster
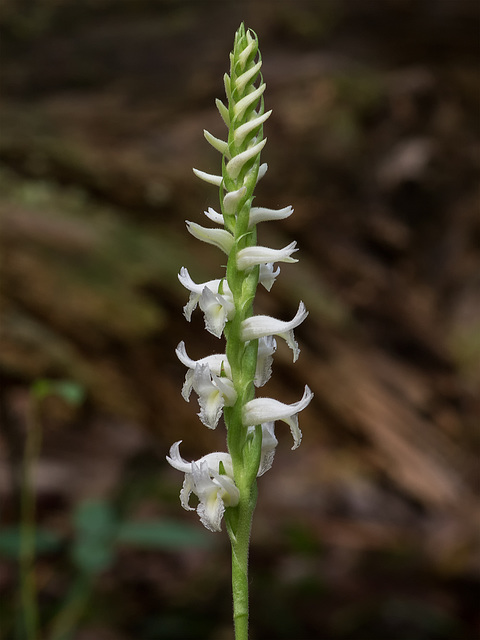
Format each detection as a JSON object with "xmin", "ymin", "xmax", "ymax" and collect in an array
[{"xmin": 168, "ymin": 24, "xmax": 312, "ymax": 532}]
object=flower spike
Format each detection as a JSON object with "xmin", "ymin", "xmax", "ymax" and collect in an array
[{"xmin": 169, "ymin": 26, "xmax": 313, "ymax": 600}]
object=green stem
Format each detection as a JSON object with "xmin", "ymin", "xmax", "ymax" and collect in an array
[{"xmin": 226, "ymin": 482, "xmax": 257, "ymax": 640}]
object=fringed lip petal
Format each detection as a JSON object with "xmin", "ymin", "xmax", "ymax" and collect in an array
[
  {"xmin": 242, "ymin": 386, "xmax": 314, "ymax": 449},
  {"xmin": 241, "ymin": 301, "xmax": 308, "ymax": 361},
  {"xmin": 236, "ymin": 241, "xmax": 298, "ymax": 270},
  {"xmin": 199, "ymin": 286, "xmax": 235, "ymax": 338},
  {"xmin": 258, "ymin": 262, "xmax": 280, "ymax": 291}
]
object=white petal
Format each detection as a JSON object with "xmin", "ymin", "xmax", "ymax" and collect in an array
[
  {"xmin": 175, "ymin": 341, "xmax": 231, "ymax": 377},
  {"xmin": 238, "ymin": 40, "xmax": 256, "ymax": 68},
  {"xmin": 236, "ymin": 241, "xmax": 298, "ymax": 270},
  {"xmin": 223, "ymin": 186, "xmax": 247, "ymax": 214},
  {"xmin": 249, "ymin": 205, "xmax": 294, "ymax": 227},
  {"xmin": 254, "ymin": 336, "xmax": 276, "ymax": 387},
  {"xmin": 166, "ymin": 440, "xmax": 191, "ymax": 474},
  {"xmin": 186, "ymin": 221, "xmax": 234, "ymax": 254},
  {"xmin": 243, "ymin": 386, "xmax": 313, "ymax": 449},
  {"xmin": 199, "ymin": 286, "xmax": 235, "ymax": 338},
  {"xmin": 204, "ymin": 207, "xmax": 225, "ymax": 225},
  {"xmin": 235, "ymin": 60, "xmax": 262, "ymax": 93},
  {"xmin": 192, "ymin": 365, "xmax": 224, "ymax": 429},
  {"xmin": 192, "ymin": 168, "xmax": 223, "ymax": 187},
  {"xmin": 178, "ymin": 268, "xmax": 227, "ymax": 321},
  {"xmin": 258, "ymin": 262, "xmax": 280, "ymax": 291},
  {"xmin": 241, "ymin": 301, "xmax": 308, "ymax": 361},
  {"xmin": 256, "ymin": 163, "xmax": 268, "ymax": 182},
  {"xmin": 234, "ymin": 110, "xmax": 272, "ymax": 147},
  {"xmin": 226, "ymin": 138, "xmax": 267, "ymax": 180},
  {"xmin": 215, "ymin": 98, "xmax": 230, "ymax": 127},
  {"xmin": 167, "ymin": 444, "xmax": 238, "ymax": 532},
  {"xmin": 249, "ymin": 422, "xmax": 278, "ymax": 476},
  {"xmin": 233, "ymin": 84, "xmax": 266, "ymax": 122},
  {"xmin": 223, "ymin": 73, "xmax": 231, "ymax": 101},
  {"xmin": 203, "ymin": 129, "xmax": 230, "ymax": 158}
]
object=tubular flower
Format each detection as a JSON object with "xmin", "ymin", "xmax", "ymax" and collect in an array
[
  {"xmin": 241, "ymin": 301, "xmax": 309, "ymax": 362},
  {"xmin": 167, "ymin": 442, "xmax": 240, "ymax": 532},
  {"xmin": 243, "ymin": 386, "xmax": 314, "ymax": 450},
  {"xmin": 168, "ymin": 24, "xmax": 313, "ymax": 535},
  {"xmin": 178, "ymin": 267, "xmax": 234, "ymax": 337}
]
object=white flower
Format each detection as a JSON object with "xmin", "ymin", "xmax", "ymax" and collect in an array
[
  {"xmin": 247, "ymin": 422, "xmax": 278, "ymax": 476},
  {"xmin": 233, "ymin": 84, "xmax": 266, "ymax": 122},
  {"xmin": 258, "ymin": 263, "xmax": 280, "ymax": 291},
  {"xmin": 255, "ymin": 335, "xmax": 276, "ymax": 387},
  {"xmin": 178, "ymin": 267, "xmax": 234, "ymax": 337},
  {"xmin": 241, "ymin": 301, "xmax": 308, "ymax": 361},
  {"xmin": 203, "ymin": 129, "xmax": 230, "ymax": 158},
  {"xmin": 243, "ymin": 386, "xmax": 314, "ymax": 449},
  {"xmin": 248, "ymin": 205, "xmax": 294, "ymax": 227},
  {"xmin": 166, "ymin": 442, "xmax": 239, "ymax": 532},
  {"xmin": 199, "ymin": 286, "xmax": 235, "ymax": 338},
  {"xmin": 204, "ymin": 207, "xmax": 225, "ymax": 225},
  {"xmin": 234, "ymin": 110, "xmax": 272, "ymax": 147},
  {"xmin": 256, "ymin": 163, "xmax": 268, "ymax": 182},
  {"xmin": 192, "ymin": 363, "xmax": 237, "ymax": 429},
  {"xmin": 226, "ymin": 138, "xmax": 267, "ymax": 180},
  {"xmin": 175, "ymin": 341, "xmax": 231, "ymax": 401},
  {"xmin": 186, "ymin": 221, "xmax": 234, "ymax": 254},
  {"xmin": 192, "ymin": 167, "xmax": 223, "ymax": 187},
  {"xmin": 236, "ymin": 241, "xmax": 298, "ymax": 270},
  {"xmin": 223, "ymin": 186, "xmax": 247, "ymax": 214}
]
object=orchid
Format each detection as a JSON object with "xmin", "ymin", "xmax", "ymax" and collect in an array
[
  {"xmin": 167, "ymin": 24, "xmax": 312, "ymax": 640},
  {"xmin": 167, "ymin": 442, "xmax": 239, "ymax": 532}
]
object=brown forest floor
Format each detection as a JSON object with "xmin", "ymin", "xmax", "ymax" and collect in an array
[{"xmin": 0, "ymin": 2, "xmax": 479, "ymax": 639}]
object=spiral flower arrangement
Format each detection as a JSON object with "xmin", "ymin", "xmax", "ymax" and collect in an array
[{"xmin": 167, "ymin": 23, "xmax": 313, "ymax": 639}]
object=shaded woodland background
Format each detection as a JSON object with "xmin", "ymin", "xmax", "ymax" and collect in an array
[{"xmin": 0, "ymin": 1, "xmax": 479, "ymax": 638}]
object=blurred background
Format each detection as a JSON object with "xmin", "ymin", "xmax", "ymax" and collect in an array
[{"xmin": 0, "ymin": 1, "xmax": 479, "ymax": 639}]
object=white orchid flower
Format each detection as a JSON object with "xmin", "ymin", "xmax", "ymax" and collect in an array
[
  {"xmin": 166, "ymin": 442, "xmax": 239, "ymax": 532},
  {"xmin": 258, "ymin": 263, "xmax": 280, "ymax": 291},
  {"xmin": 192, "ymin": 363, "xmax": 237, "ymax": 429},
  {"xmin": 186, "ymin": 221, "xmax": 234, "ymax": 254},
  {"xmin": 236, "ymin": 241, "xmax": 298, "ymax": 270},
  {"xmin": 248, "ymin": 205, "xmax": 294, "ymax": 227},
  {"xmin": 243, "ymin": 386, "xmax": 314, "ymax": 449},
  {"xmin": 178, "ymin": 267, "xmax": 234, "ymax": 337},
  {"xmin": 204, "ymin": 207, "xmax": 225, "ymax": 225},
  {"xmin": 175, "ymin": 341, "xmax": 231, "ymax": 401},
  {"xmin": 223, "ymin": 186, "xmax": 247, "ymax": 214},
  {"xmin": 192, "ymin": 167, "xmax": 223, "ymax": 187},
  {"xmin": 254, "ymin": 335, "xmax": 276, "ymax": 387},
  {"xmin": 247, "ymin": 422, "xmax": 278, "ymax": 476},
  {"xmin": 241, "ymin": 301, "xmax": 308, "ymax": 361}
]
